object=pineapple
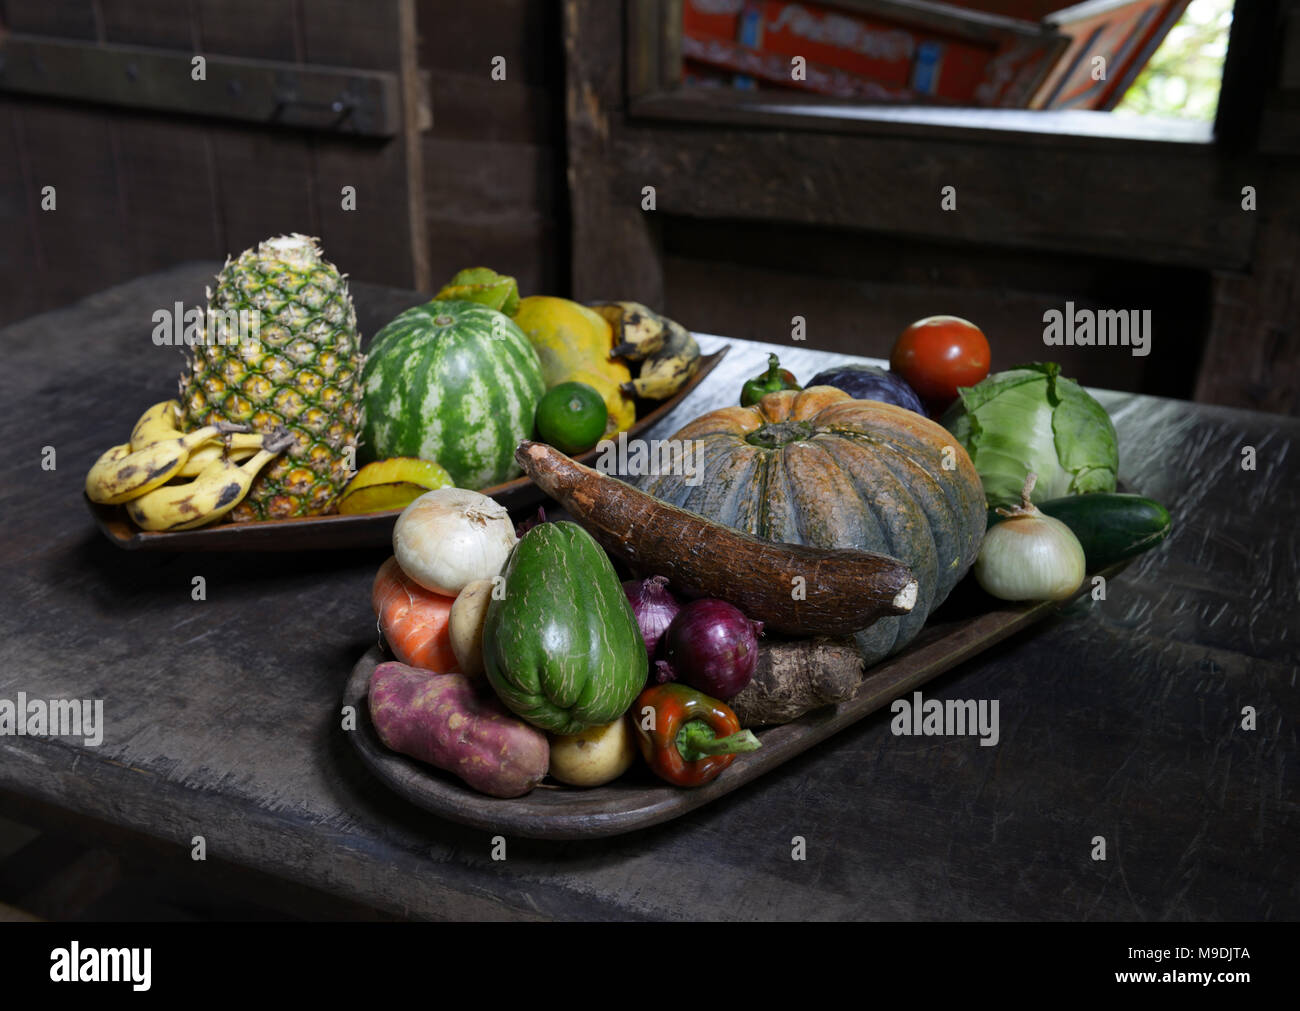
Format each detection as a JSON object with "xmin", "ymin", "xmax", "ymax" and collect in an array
[{"xmin": 180, "ymin": 234, "xmax": 364, "ymax": 521}]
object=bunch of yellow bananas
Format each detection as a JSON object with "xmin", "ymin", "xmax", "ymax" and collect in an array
[
  {"xmin": 84, "ymin": 400, "xmax": 291, "ymax": 531},
  {"xmin": 588, "ymin": 301, "xmax": 702, "ymax": 400}
]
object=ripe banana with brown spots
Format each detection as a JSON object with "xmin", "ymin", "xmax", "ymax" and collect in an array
[
  {"xmin": 176, "ymin": 432, "xmax": 266, "ymax": 477},
  {"xmin": 125, "ymin": 430, "xmax": 293, "ymax": 531},
  {"xmin": 620, "ymin": 319, "xmax": 700, "ymax": 400},
  {"xmin": 129, "ymin": 399, "xmax": 185, "ymax": 450},
  {"xmin": 84, "ymin": 443, "xmax": 133, "ymax": 491},
  {"xmin": 588, "ymin": 301, "xmax": 669, "ymax": 360},
  {"xmin": 85, "ymin": 423, "xmax": 246, "ymax": 505},
  {"xmin": 129, "ymin": 399, "xmax": 266, "ymax": 475}
]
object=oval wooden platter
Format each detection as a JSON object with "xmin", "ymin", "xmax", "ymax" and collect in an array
[
  {"xmin": 85, "ymin": 346, "xmax": 729, "ymax": 552},
  {"xmin": 342, "ymin": 563, "xmax": 1125, "ymax": 839}
]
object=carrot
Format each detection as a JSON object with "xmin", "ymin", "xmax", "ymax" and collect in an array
[{"xmin": 372, "ymin": 556, "xmax": 460, "ymax": 672}]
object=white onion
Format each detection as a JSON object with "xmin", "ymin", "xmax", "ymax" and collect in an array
[
  {"xmin": 973, "ymin": 473, "xmax": 1086, "ymax": 602},
  {"xmin": 393, "ymin": 489, "xmax": 517, "ymax": 596}
]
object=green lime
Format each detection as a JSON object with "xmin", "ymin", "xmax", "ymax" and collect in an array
[{"xmin": 536, "ymin": 382, "xmax": 608, "ymax": 455}]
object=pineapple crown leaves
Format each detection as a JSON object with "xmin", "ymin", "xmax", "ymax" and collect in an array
[
  {"xmin": 204, "ymin": 233, "xmax": 355, "ymax": 324},
  {"xmin": 257, "ymin": 233, "xmax": 324, "ymax": 266}
]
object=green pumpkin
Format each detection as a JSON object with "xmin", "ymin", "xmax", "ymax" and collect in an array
[
  {"xmin": 638, "ymin": 386, "xmax": 986, "ymax": 667},
  {"xmin": 483, "ymin": 521, "xmax": 646, "ymax": 735}
]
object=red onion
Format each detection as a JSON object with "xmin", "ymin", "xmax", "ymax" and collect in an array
[
  {"xmin": 657, "ymin": 599, "xmax": 763, "ymax": 701},
  {"xmin": 622, "ymin": 576, "xmax": 681, "ymax": 660},
  {"xmin": 514, "ymin": 506, "xmax": 548, "ymax": 538}
]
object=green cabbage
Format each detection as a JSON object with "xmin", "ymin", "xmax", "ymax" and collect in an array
[{"xmin": 941, "ymin": 362, "xmax": 1118, "ymax": 508}]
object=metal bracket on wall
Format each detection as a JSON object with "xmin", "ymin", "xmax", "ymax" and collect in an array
[{"xmin": 0, "ymin": 36, "xmax": 402, "ymax": 136}]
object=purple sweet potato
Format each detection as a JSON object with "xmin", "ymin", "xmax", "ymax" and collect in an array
[{"xmin": 368, "ymin": 661, "xmax": 549, "ymax": 798}]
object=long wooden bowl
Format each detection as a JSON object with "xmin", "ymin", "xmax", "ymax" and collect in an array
[
  {"xmin": 85, "ymin": 347, "xmax": 729, "ymax": 551},
  {"xmin": 342, "ymin": 564, "xmax": 1125, "ymax": 839}
]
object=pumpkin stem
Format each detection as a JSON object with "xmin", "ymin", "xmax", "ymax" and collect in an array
[{"xmin": 745, "ymin": 419, "xmax": 816, "ymax": 449}]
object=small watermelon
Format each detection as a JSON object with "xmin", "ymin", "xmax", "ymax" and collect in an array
[{"xmin": 361, "ymin": 300, "xmax": 545, "ymax": 489}]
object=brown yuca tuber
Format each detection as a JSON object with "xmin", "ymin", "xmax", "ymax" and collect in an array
[{"xmin": 515, "ymin": 441, "xmax": 918, "ymax": 637}]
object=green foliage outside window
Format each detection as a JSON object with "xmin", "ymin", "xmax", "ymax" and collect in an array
[{"xmin": 1114, "ymin": 0, "xmax": 1234, "ymax": 120}]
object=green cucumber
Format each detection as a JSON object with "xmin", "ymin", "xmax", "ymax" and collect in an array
[{"xmin": 987, "ymin": 492, "xmax": 1172, "ymax": 569}]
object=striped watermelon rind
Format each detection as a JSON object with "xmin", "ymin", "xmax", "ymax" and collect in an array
[{"xmin": 361, "ymin": 300, "xmax": 545, "ymax": 490}]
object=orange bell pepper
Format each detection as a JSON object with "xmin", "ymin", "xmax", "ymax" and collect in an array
[{"xmin": 632, "ymin": 683, "xmax": 761, "ymax": 787}]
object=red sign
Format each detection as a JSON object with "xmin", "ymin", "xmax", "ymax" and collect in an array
[{"xmin": 681, "ymin": 0, "xmax": 1066, "ymax": 106}]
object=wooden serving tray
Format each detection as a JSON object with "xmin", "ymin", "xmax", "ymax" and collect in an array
[
  {"xmin": 86, "ymin": 347, "xmax": 729, "ymax": 551},
  {"xmin": 343, "ymin": 566, "xmax": 1122, "ymax": 839}
]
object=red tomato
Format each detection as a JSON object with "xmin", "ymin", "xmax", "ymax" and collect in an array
[{"xmin": 890, "ymin": 315, "xmax": 990, "ymax": 406}]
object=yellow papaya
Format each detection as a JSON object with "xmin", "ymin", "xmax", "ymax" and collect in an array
[{"xmin": 512, "ymin": 296, "xmax": 637, "ymax": 433}]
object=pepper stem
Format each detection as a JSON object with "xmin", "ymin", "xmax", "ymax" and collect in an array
[
  {"xmin": 693, "ymin": 729, "xmax": 761, "ymax": 755},
  {"xmin": 676, "ymin": 720, "xmax": 762, "ymax": 762}
]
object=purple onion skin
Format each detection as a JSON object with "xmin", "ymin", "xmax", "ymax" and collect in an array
[
  {"xmin": 660, "ymin": 599, "xmax": 763, "ymax": 701},
  {"xmin": 514, "ymin": 506, "xmax": 548, "ymax": 539},
  {"xmin": 623, "ymin": 576, "xmax": 681, "ymax": 661}
]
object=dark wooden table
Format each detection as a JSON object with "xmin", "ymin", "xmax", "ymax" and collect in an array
[{"xmin": 1, "ymin": 264, "xmax": 1295, "ymax": 920}]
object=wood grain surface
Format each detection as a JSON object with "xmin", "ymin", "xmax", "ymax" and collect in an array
[{"xmin": 0, "ymin": 263, "xmax": 1295, "ymax": 920}]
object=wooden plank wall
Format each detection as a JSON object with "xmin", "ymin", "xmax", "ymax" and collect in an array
[
  {"xmin": 0, "ymin": 1, "xmax": 570, "ymax": 329},
  {"xmin": 1195, "ymin": 0, "xmax": 1300, "ymax": 415},
  {"xmin": 415, "ymin": 0, "xmax": 568, "ymax": 297},
  {"xmin": 566, "ymin": 0, "xmax": 1299, "ymax": 412},
  {"xmin": 0, "ymin": 0, "xmax": 418, "ymax": 327},
  {"xmin": 659, "ymin": 218, "xmax": 1210, "ymax": 398}
]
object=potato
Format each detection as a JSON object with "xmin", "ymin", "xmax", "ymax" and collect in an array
[
  {"xmin": 449, "ymin": 578, "xmax": 494, "ymax": 678},
  {"xmin": 369, "ymin": 661, "xmax": 548, "ymax": 798},
  {"xmin": 549, "ymin": 717, "xmax": 636, "ymax": 787}
]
